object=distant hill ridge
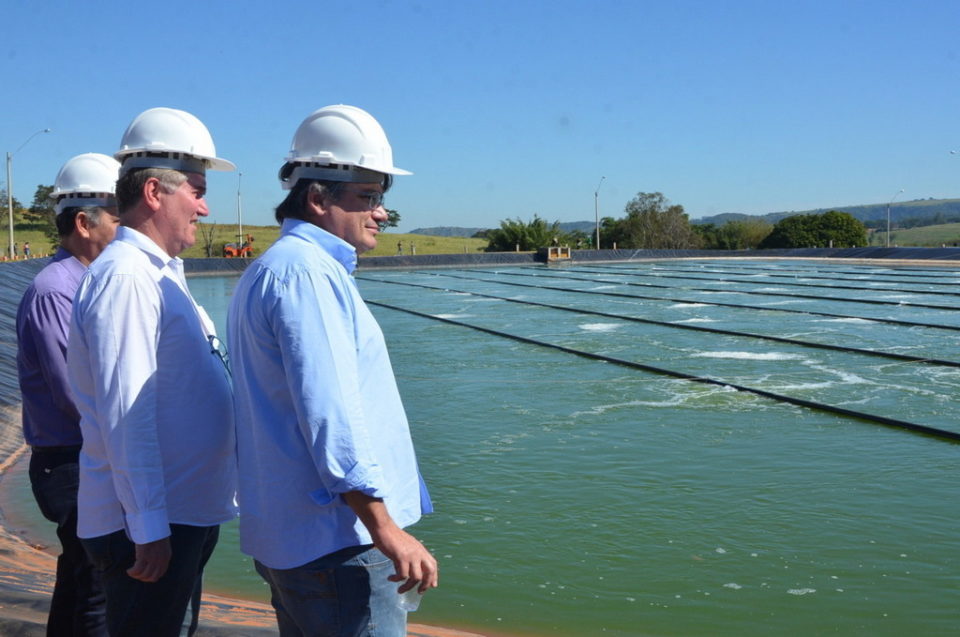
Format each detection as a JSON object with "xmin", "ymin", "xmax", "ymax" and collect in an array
[
  {"xmin": 410, "ymin": 198, "xmax": 960, "ymax": 236},
  {"xmin": 696, "ymin": 197, "xmax": 960, "ymax": 226}
]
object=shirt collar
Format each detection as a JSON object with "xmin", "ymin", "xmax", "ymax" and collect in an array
[
  {"xmin": 51, "ymin": 246, "xmax": 88, "ymax": 276},
  {"xmin": 115, "ymin": 226, "xmax": 183, "ymax": 271},
  {"xmin": 280, "ymin": 218, "xmax": 358, "ymax": 274}
]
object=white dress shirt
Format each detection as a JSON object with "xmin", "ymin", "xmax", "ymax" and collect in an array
[{"xmin": 68, "ymin": 226, "xmax": 236, "ymax": 543}]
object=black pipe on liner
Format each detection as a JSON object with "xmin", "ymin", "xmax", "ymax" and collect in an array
[
  {"xmin": 367, "ymin": 298, "xmax": 960, "ymax": 444},
  {"xmin": 469, "ymin": 268, "xmax": 960, "ymax": 312},
  {"xmin": 359, "ymin": 276, "xmax": 960, "ymax": 369},
  {"xmin": 571, "ymin": 266, "xmax": 960, "ymax": 298},
  {"xmin": 420, "ymin": 270, "xmax": 960, "ymax": 333}
]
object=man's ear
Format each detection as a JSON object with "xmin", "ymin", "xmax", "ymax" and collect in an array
[
  {"xmin": 142, "ymin": 177, "xmax": 164, "ymax": 212},
  {"xmin": 74, "ymin": 211, "xmax": 93, "ymax": 239},
  {"xmin": 307, "ymin": 186, "xmax": 329, "ymax": 217}
]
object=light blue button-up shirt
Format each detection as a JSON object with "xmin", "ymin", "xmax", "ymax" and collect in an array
[
  {"xmin": 68, "ymin": 227, "xmax": 237, "ymax": 543},
  {"xmin": 228, "ymin": 218, "xmax": 432, "ymax": 569}
]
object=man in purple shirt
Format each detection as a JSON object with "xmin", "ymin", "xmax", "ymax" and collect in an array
[{"xmin": 16, "ymin": 153, "xmax": 120, "ymax": 636}]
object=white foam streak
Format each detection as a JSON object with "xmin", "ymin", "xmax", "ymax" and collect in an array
[
  {"xmin": 579, "ymin": 323, "xmax": 622, "ymax": 332},
  {"xmin": 694, "ymin": 351, "xmax": 807, "ymax": 361}
]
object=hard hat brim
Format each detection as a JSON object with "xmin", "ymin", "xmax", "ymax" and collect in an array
[{"xmin": 206, "ymin": 156, "xmax": 237, "ymax": 172}]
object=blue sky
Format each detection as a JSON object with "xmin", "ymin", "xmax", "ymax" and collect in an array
[{"xmin": 3, "ymin": 0, "xmax": 959, "ymax": 233}]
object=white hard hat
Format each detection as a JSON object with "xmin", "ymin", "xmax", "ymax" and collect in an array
[
  {"xmin": 50, "ymin": 153, "xmax": 121, "ymax": 216},
  {"xmin": 115, "ymin": 107, "xmax": 235, "ymax": 176},
  {"xmin": 279, "ymin": 104, "xmax": 411, "ymax": 189}
]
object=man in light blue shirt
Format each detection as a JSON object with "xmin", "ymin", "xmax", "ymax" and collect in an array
[
  {"xmin": 67, "ymin": 108, "xmax": 237, "ymax": 636},
  {"xmin": 228, "ymin": 105, "xmax": 437, "ymax": 637}
]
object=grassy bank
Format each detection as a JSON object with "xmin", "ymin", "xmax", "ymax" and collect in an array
[
  {"xmin": 0, "ymin": 228, "xmax": 56, "ymax": 259},
  {"xmin": 180, "ymin": 223, "xmax": 488, "ymax": 258},
  {"xmin": 0, "ymin": 224, "xmax": 489, "ymax": 260},
  {"xmin": 870, "ymin": 222, "xmax": 960, "ymax": 247},
  {"xmin": 11, "ymin": 220, "xmax": 958, "ymax": 260}
]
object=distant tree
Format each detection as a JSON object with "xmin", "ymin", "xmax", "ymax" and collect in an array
[
  {"xmin": 27, "ymin": 184, "xmax": 58, "ymax": 249},
  {"xmin": 567, "ymin": 229, "xmax": 590, "ymax": 249},
  {"xmin": 379, "ymin": 208, "xmax": 401, "ymax": 232},
  {"xmin": 0, "ymin": 188, "xmax": 25, "ymax": 222},
  {"xmin": 759, "ymin": 215, "xmax": 820, "ymax": 248},
  {"xmin": 696, "ymin": 219, "xmax": 773, "ymax": 249},
  {"xmin": 603, "ymin": 192, "xmax": 698, "ymax": 249},
  {"xmin": 484, "ymin": 215, "xmax": 560, "ymax": 251},
  {"xmin": 198, "ymin": 221, "xmax": 217, "ymax": 257},
  {"xmin": 759, "ymin": 211, "xmax": 866, "ymax": 248},
  {"xmin": 691, "ymin": 223, "xmax": 717, "ymax": 248},
  {"xmin": 27, "ymin": 184, "xmax": 55, "ymax": 221},
  {"xmin": 598, "ymin": 216, "xmax": 619, "ymax": 247},
  {"xmin": 817, "ymin": 210, "xmax": 867, "ymax": 247},
  {"xmin": 472, "ymin": 229, "xmax": 494, "ymax": 240}
]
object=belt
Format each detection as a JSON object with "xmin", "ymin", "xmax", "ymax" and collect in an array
[{"xmin": 30, "ymin": 444, "xmax": 82, "ymax": 454}]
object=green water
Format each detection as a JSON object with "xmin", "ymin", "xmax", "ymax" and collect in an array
[{"xmin": 10, "ymin": 261, "xmax": 960, "ymax": 636}]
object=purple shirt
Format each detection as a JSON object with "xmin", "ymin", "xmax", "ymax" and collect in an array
[{"xmin": 16, "ymin": 248, "xmax": 86, "ymax": 447}]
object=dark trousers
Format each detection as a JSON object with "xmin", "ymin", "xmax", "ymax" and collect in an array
[
  {"xmin": 29, "ymin": 446, "xmax": 108, "ymax": 637},
  {"xmin": 81, "ymin": 524, "xmax": 219, "ymax": 637}
]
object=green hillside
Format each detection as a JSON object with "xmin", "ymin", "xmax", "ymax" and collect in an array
[
  {"xmin": 870, "ymin": 222, "xmax": 960, "ymax": 247},
  {"xmin": 699, "ymin": 198, "xmax": 960, "ymax": 227},
  {"xmin": 180, "ymin": 224, "xmax": 488, "ymax": 258}
]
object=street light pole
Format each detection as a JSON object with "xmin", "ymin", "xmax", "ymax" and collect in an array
[
  {"xmin": 6, "ymin": 128, "xmax": 51, "ymax": 258},
  {"xmin": 886, "ymin": 188, "xmax": 904, "ymax": 248},
  {"xmin": 237, "ymin": 171, "xmax": 243, "ymax": 247},
  {"xmin": 594, "ymin": 176, "xmax": 605, "ymax": 249}
]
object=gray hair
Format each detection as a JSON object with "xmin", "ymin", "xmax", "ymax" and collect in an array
[
  {"xmin": 55, "ymin": 206, "xmax": 114, "ymax": 237},
  {"xmin": 115, "ymin": 167, "xmax": 188, "ymax": 214}
]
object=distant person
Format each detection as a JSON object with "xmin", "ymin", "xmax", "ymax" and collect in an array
[
  {"xmin": 13, "ymin": 242, "xmax": 18, "ymax": 257},
  {"xmin": 228, "ymin": 104, "xmax": 437, "ymax": 636},
  {"xmin": 16, "ymin": 153, "xmax": 121, "ymax": 636},
  {"xmin": 397, "ymin": 239, "xmax": 403, "ymax": 255},
  {"xmin": 24, "ymin": 241, "xmax": 31, "ymax": 257},
  {"xmin": 67, "ymin": 108, "xmax": 237, "ymax": 636}
]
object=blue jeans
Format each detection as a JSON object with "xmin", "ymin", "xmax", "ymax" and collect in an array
[
  {"xmin": 29, "ymin": 446, "xmax": 108, "ymax": 636},
  {"xmin": 81, "ymin": 524, "xmax": 219, "ymax": 637},
  {"xmin": 254, "ymin": 545, "xmax": 407, "ymax": 637}
]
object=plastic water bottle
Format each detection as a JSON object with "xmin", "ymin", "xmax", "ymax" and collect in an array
[{"xmin": 397, "ymin": 587, "xmax": 424, "ymax": 612}]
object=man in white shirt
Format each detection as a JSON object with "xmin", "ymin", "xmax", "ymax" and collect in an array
[{"xmin": 67, "ymin": 107, "xmax": 237, "ymax": 636}]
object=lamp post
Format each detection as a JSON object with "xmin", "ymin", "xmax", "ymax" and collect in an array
[
  {"xmin": 594, "ymin": 176, "xmax": 605, "ymax": 250},
  {"xmin": 7, "ymin": 128, "xmax": 52, "ymax": 258},
  {"xmin": 885, "ymin": 188, "xmax": 903, "ymax": 248},
  {"xmin": 237, "ymin": 171, "xmax": 244, "ymax": 247}
]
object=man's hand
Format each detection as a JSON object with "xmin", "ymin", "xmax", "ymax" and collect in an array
[
  {"xmin": 343, "ymin": 491, "xmax": 439, "ymax": 593},
  {"xmin": 378, "ymin": 526, "xmax": 438, "ymax": 593},
  {"xmin": 127, "ymin": 537, "xmax": 172, "ymax": 582}
]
